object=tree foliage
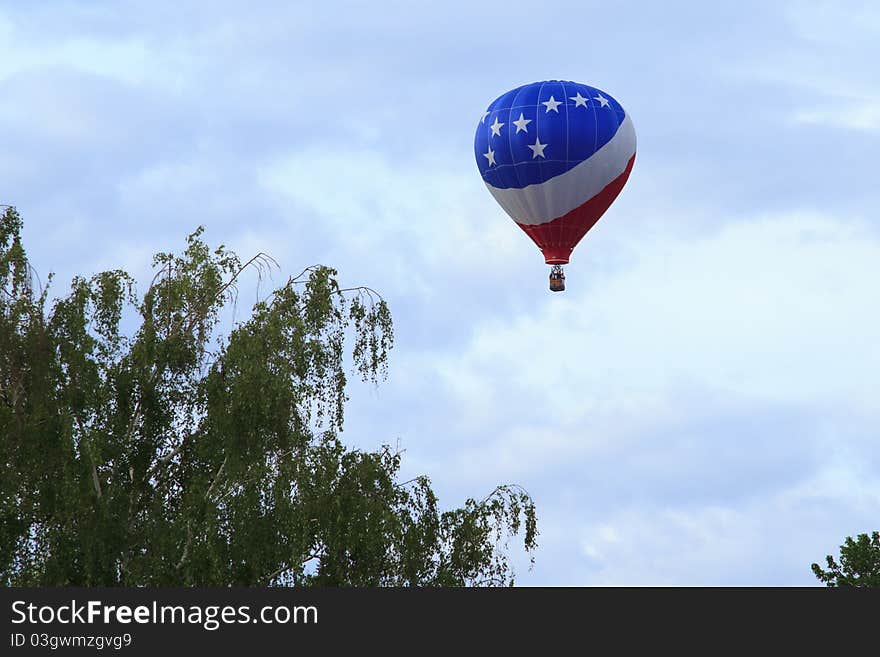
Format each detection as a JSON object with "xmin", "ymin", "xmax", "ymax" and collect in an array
[
  {"xmin": 0, "ymin": 206, "xmax": 537, "ymax": 586},
  {"xmin": 811, "ymin": 532, "xmax": 880, "ymax": 587}
]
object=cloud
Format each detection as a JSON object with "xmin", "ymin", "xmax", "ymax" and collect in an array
[
  {"xmin": 793, "ymin": 102, "xmax": 880, "ymax": 133},
  {"xmin": 347, "ymin": 208, "xmax": 880, "ymax": 584},
  {"xmin": 259, "ymin": 149, "xmax": 521, "ymax": 267},
  {"xmin": 729, "ymin": 2, "xmax": 880, "ymax": 134},
  {"xmin": 429, "ymin": 211, "xmax": 880, "ymax": 422}
]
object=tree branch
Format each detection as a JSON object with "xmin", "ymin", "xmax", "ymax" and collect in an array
[
  {"xmin": 180, "ymin": 252, "xmax": 275, "ymax": 338},
  {"xmin": 176, "ymin": 521, "xmax": 193, "ymax": 571},
  {"xmin": 146, "ymin": 439, "xmax": 184, "ymax": 480},
  {"xmin": 73, "ymin": 415, "xmax": 102, "ymax": 499},
  {"xmin": 264, "ymin": 551, "xmax": 322, "ymax": 585},
  {"xmin": 206, "ymin": 455, "xmax": 228, "ymax": 500}
]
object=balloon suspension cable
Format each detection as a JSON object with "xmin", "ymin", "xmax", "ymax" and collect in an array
[{"xmin": 549, "ymin": 264, "xmax": 566, "ymax": 292}]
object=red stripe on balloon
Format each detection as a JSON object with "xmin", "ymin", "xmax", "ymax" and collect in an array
[{"xmin": 517, "ymin": 153, "xmax": 636, "ymax": 265}]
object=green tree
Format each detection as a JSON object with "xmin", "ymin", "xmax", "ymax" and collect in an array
[
  {"xmin": 811, "ymin": 532, "xmax": 880, "ymax": 587},
  {"xmin": 0, "ymin": 206, "xmax": 537, "ymax": 586}
]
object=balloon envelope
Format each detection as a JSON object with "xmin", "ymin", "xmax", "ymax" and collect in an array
[{"xmin": 474, "ymin": 80, "xmax": 636, "ymax": 264}]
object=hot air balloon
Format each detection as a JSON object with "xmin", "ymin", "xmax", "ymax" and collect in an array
[{"xmin": 474, "ymin": 80, "xmax": 636, "ymax": 291}]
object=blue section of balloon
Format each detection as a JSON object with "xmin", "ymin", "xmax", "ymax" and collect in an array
[{"xmin": 474, "ymin": 80, "xmax": 626, "ymax": 190}]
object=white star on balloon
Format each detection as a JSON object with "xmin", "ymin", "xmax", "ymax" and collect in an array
[
  {"xmin": 569, "ymin": 92, "xmax": 589, "ymax": 108},
  {"xmin": 489, "ymin": 117, "xmax": 505, "ymax": 137},
  {"xmin": 593, "ymin": 94, "xmax": 610, "ymax": 108},
  {"xmin": 528, "ymin": 138, "xmax": 547, "ymax": 158},
  {"xmin": 541, "ymin": 96, "xmax": 562, "ymax": 113},
  {"xmin": 512, "ymin": 112, "xmax": 532, "ymax": 133},
  {"xmin": 483, "ymin": 146, "xmax": 496, "ymax": 166}
]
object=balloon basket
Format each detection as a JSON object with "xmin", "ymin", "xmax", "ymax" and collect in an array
[{"xmin": 549, "ymin": 264, "xmax": 565, "ymax": 292}]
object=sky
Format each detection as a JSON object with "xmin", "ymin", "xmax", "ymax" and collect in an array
[{"xmin": 1, "ymin": 0, "xmax": 878, "ymax": 585}]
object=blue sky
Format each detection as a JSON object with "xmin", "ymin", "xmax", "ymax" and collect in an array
[{"xmin": 1, "ymin": 0, "xmax": 878, "ymax": 584}]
